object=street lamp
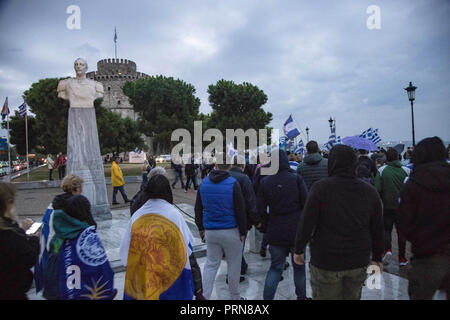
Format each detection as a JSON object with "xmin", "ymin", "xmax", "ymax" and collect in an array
[
  {"xmin": 404, "ymin": 81, "xmax": 417, "ymax": 147},
  {"xmin": 305, "ymin": 127, "xmax": 309, "ymax": 142}
]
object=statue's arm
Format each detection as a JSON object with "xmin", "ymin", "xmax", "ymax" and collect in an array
[
  {"xmin": 57, "ymin": 79, "xmax": 67, "ymax": 100},
  {"xmin": 95, "ymin": 81, "xmax": 104, "ymax": 99}
]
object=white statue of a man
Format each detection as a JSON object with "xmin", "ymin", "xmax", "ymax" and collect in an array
[{"xmin": 57, "ymin": 58, "xmax": 104, "ymax": 108}]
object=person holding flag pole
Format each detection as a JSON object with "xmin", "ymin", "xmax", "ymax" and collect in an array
[{"xmin": 1, "ymin": 97, "xmax": 11, "ymax": 181}]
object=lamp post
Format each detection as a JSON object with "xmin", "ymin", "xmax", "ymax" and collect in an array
[
  {"xmin": 404, "ymin": 82, "xmax": 417, "ymax": 147},
  {"xmin": 305, "ymin": 127, "xmax": 309, "ymax": 142}
]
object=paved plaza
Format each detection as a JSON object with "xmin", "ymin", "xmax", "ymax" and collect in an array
[{"xmin": 14, "ymin": 171, "xmax": 435, "ymax": 300}]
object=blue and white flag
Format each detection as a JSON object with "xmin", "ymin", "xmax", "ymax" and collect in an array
[
  {"xmin": 34, "ymin": 204, "xmax": 55, "ymax": 293},
  {"xmin": 58, "ymin": 226, "xmax": 115, "ymax": 300},
  {"xmin": 371, "ymin": 128, "xmax": 382, "ymax": 145},
  {"xmin": 294, "ymin": 139, "xmax": 305, "ymax": 156},
  {"xmin": 359, "ymin": 129, "xmax": 368, "ymax": 139},
  {"xmin": 283, "ymin": 115, "xmax": 300, "ymax": 140},
  {"xmin": 18, "ymin": 102, "xmax": 27, "ymax": 118},
  {"xmin": 324, "ymin": 123, "xmax": 336, "ymax": 150},
  {"xmin": 114, "ymin": 27, "xmax": 118, "ymax": 43},
  {"xmin": 120, "ymin": 199, "xmax": 195, "ymax": 300},
  {"xmin": 226, "ymin": 140, "xmax": 238, "ymax": 161}
]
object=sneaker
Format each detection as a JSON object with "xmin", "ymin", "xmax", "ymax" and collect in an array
[
  {"xmin": 399, "ymin": 257, "xmax": 409, "ymax": 266},
  {"xmin": 226, "ymin": 276, "xmax": 245, "ymax": 284},
  {"xmin": 112, "ymin": 202, "xmax": 120, "ymax": 205},
  {"xmin": 260, "ymin": 248, "xmax": 266, "ymax": 257},
  {"xmin": 125, "ymin": 199, "xmax": 131, "ymax": 203},
  {"xmin": 184, "ymin": 189, "xmax": 187, "ymax": 193},
  {"xmin": 382, "ymin": 250, "xmax": 392, "ymax": 265}
]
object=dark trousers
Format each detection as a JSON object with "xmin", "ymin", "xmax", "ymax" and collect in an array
[
  {"xmin": 49, "ymin": 169, "xmax": 53, "ymax": 181},
  {"xmin": 113, "ymin": 185, "xmax": 129, "ymax": 203},
  {"xmin": 310, "ymin": 263, "xmax": 367, "ymax": 300},
  {"xmin": 384, "ymin": 208, "xmax": 406, "ymax": 258},
  {"xmin": 263, "ymin": 245, "xmax": 306, "ymax": 300},
  {"xmin": 241, "ymin": 236, "xmax": 248, "ymax": 275},
  {"xmin": 408, "ymin": 254, "xmax": 450, "ymax": 300},
  {"xmin": 58, "ymin": 166, "xmax": 65, "ymax": 180},
  {"xmin": 185, "ymin": 175, "xmax": 198, "ymax": 190}
]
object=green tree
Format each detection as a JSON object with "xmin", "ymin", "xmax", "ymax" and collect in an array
[
  {"xmin": 207, "ymin": 79, "xmax": 272, "ymax": 142},
  {"xmin": 122, "ymin": 75, "xmax": 201, "ymax": 151},
  {"xmin": 1, "ymin": 111, "xmax": 39, "ymax": 155},
  {"xmin": 22, "ymin": 77, "xmax": 144, "ymax": 155}
]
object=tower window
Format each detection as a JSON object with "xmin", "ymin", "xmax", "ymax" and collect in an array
[
  {"xmin": 108, "ymin": 86, "xmax": 111, "ymax": 91},
  {"xmin": 118, "ymin": 100, "xmax": 121, "ymax": 105}
]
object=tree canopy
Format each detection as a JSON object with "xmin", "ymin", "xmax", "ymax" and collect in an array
[
  {"xmin": 1, "ymin": 111, "xmax": 38, "ymax": 155},
  {"xmin": 122, "ymin": 75, "xmax": 201, "ymax": 151},
  {"xmin": 207, "ymin": 79, "xmax": 272, "ymax": 142}
]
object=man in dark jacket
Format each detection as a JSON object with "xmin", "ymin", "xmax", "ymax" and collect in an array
[
  {"xmin": 398, "ymin": 137, "xmax": 450, "ymax": 300},
  {"xmin": 171, "ymin": 156, "xmax": 185, "ymax": 189},
  {"xmin": 185, "ymin": 155, "xmax": 199, "ymax": 192},
  {"xmin": 257, "ymin": 149, "xmax": 309, "ymax": 300},
  {"xmin": 294, "ymin": 144, "xmax": 384, "ymax": 300},
  {"xmin": 297, "ymin": 140, "xmax": 328, "ymax": 190},
  {"xmin": 195, "ymin": 159, "xmax": 247, "ymax": 300},
  {"xmin": 356, "ymin": 149, "xmax": 378, "ymax": 185},
  {"xmin": 228, "ymin": 159, "xmax": 261, "ymax": 276}
]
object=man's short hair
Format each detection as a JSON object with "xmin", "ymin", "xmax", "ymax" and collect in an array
[
  {"xmin": 386, "ymin": 147, "xmax": 399, "ymax": 162},
  {"xmin": 306, "ymin": 141, "xmax": 319, "ymax": 154},
  {"xmin": 61, "ymin": 174, "xmax": 84, "ymax": 193}
]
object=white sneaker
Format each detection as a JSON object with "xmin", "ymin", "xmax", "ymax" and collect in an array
[
  {"xmin": 382, "ymin": 250, "xmax": 392, "ymax": 265},
  {"xmin": 184, "ymin": 189, "xmax": 187, "ymax": 193}
]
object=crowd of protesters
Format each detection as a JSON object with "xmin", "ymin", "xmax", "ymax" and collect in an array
[{"xmin": 0, "ymin": 136, "xmax": 448, "ymax": 300}]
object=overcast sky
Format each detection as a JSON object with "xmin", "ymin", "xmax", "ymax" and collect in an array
[{"xmin": 0, "ymin": 0, "xmax": 449, "ymax": 144}]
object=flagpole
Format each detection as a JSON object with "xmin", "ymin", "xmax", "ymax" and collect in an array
[
  {"xmin": 7, "ymin": 112, "xmax": 11, "ymax": 182},
  {"xmin": 25, "ymin": 112, "xmax": 29, "ymax": 181}
]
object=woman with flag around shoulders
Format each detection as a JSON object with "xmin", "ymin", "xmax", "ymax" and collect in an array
[{"xmin": 120, "ymin": 174, "xmax": 196, "ymax": 300}]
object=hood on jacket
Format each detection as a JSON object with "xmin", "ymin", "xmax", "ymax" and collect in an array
[
  {"xmin": 303, "ymin": 153, "xmax": 323, "ymax": 165},
  {"xmin": 52, "ymin": 192, "xmax": 73, "ymax": 211},
  {"xmin": 328, "ymin": 145, "xmax": 357, "ymax": 178},
  {"xmin": 209, "ymin": 170, "xmax": 231, "ymax": 183},
  {"xmin": 274, "ymin": 149, "xmax": 290, "ymax": 173},
  {"xmin": 410, "ymin": 161, "xmax": 450, "ymax": 192}
]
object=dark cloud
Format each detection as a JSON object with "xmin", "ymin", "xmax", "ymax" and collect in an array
[{"xmin": 0, "ymin": 0, "xmax": 448, "ymax": 143}]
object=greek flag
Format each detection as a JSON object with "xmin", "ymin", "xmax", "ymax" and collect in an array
[
  {"xmin": 283, "ymin": 115, "xmax": 300, "ymax": 140},
  {"xmin": 371, "ymin": 128, "xmax": 382, "ymax": 145},
  {"xmin": 114, "ymin": 27, "xmax": 117, "ymax": 43},
  {"xmin": 359, "ymin": 129, "xmax": 368, "ymax": 139},
  {"xmin": 324, "ymin": 123, "xmax": 336, "ymax": 150},
  {"xmin": 294, "ymin": 139, "xmax": 305, "ymax": 156},
  {"xmin": 18, "ymin": 102, "xmax": 27, "ymax": 118},
  {"xmin": 279, "ymin": 136, "xmax": 287, "ymax": 150}
]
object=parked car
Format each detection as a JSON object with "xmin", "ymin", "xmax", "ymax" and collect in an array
[{"xmin": 155, "ymin": 154, "xmax": 172, "ymax": 163}]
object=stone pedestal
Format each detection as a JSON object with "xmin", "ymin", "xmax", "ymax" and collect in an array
[{"xmin": 67, "ymin": 107, "xmax": 111, "ymax": 220}]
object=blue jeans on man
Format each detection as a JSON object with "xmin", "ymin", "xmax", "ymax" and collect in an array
[
  {"xmin": 172, "ymin": 170, "xmax": 185, "ymax": 188},
  {"xmin": 113, "ymin": 185, "xmax": 129, "ymax": 203},
  {"xmin": 263, "ymin": 245, "xmax": 306, "ymax": 300}
]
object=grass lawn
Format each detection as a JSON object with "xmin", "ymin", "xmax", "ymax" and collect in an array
[{"xmin": 13, "ymin": 162, "xmax": 171, "ymax": 182}]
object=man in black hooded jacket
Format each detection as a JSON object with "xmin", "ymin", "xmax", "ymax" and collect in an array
[
  {"xmin": 294, "ymin": 145, "xmax": 384, "ymax": 300},
  {"xmin": 398, "ymin": 137, "xmax": 450, "ymax": 300},
  {"xmin": 256, "ymin": 149, "xmax": 308, "ymax": 300}
]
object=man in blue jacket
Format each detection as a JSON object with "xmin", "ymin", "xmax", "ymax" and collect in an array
[
  {"xmin": 195, "ymin": 157, "xmax": 247, "ymax": 300},
  {"xmin": 257, "ymin": 149, "xmax": 309, "ymax": 300}
]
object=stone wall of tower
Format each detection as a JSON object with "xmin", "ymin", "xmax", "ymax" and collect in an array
[{"xmin": 86, "ymin": 58, "xmax": 149, "ymax": 121}]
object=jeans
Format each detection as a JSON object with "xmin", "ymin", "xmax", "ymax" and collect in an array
[
  {"xmin": 58, "ymin": 166, "xmax": 65, "ymax": 180},
  {"xmin": 185, "ymin": 175, "xmax": 198, "ymax": 190},
  {"xmin": 309, "ymin": 263, "xmax": 367, "ymax": 300},
  {"xmin": 384, "ymin": 208, "xmax": 406, "ymax": 258},
  {"xmin": 263, "ymin": 245, "xmax": 306, "ymax": 300},
  {"xmin": 172, "ymin": 170, "xmax": 185, "ymax": 188},
  {"xmin": 408, "ymin": 254, "xmax": 450, "ymax": 300},
  {"xmin": 113, "ymin": 185, "xmax": 129, "ymax": 203}
]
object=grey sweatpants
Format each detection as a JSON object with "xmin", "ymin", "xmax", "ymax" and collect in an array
[{"xmin": 202, "ymin": 228, "xmax": 243, "ymax": 300}]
